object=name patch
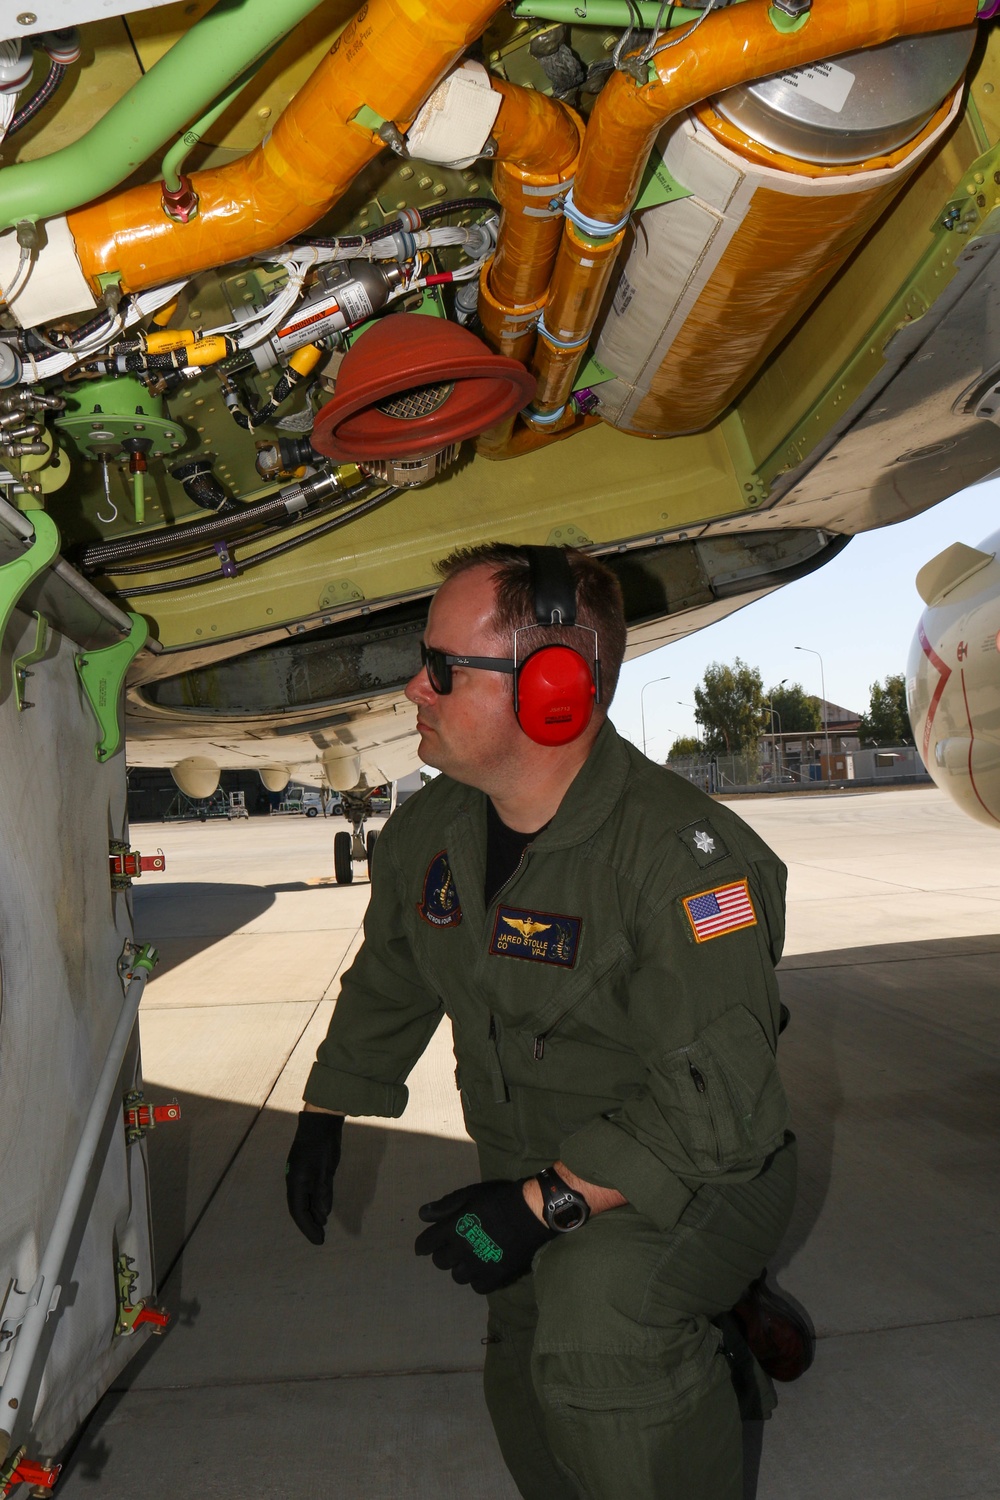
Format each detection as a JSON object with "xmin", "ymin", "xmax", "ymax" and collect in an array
[
  {"xmin": 489, "ymin": 905, "xmax": 581, "ymax": 967},
  {"xmin": 418, "ymin": 850, "xmax": 462, "ymax": 928},
  {"xmin": 682, "ymin": 880, "xmax": 757, "ymax": 944}
]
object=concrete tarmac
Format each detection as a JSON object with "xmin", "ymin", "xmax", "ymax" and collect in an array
[{"xmin": 57, "ymin": 787, "xmax": 1000, "ymax": 1499}]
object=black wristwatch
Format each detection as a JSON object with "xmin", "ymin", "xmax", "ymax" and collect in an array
[{"xmin": 536, "ymin": 1166, "xmax": 591, "ymax": 1232}]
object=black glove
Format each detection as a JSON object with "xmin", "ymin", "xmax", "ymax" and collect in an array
[
  {"xmin": 285, "ymin": 1110, "xmax": 344, "ymax": 1245},
  {"xmin": 414, "ymin": 1178, "xmax": 556, "ymax": 1294}
]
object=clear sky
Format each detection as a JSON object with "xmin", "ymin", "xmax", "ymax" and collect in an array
[{"xmin": 609, "ymin": 476, "xmax": 1000, "ymax": 760}]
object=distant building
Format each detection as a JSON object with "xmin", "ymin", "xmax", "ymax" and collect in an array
[{"xmin": 762, "ymin": 698, "xmax": 862, "ymax": 780}]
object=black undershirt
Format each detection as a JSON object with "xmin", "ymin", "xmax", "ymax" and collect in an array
[{"xmin": 484, "ymin": 799, "xmax": 548, "ymax": 905}]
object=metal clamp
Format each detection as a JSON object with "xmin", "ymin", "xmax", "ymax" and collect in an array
[
  {"xmin": 13, "ymin": 610, "xmax": 48, "ymax": 712},
  {"xmin": 536, "ymin": 313, "xmax": 590, "ymax": 351},
  {"xmin": 0, "ymin": 1282, "xmax": 30, "ymax": 1357},
  {"xmin": 561, "ymin": 188, "xmax": 631, "ymax": 239},
  {"xmin": 0, "ymin": 511, "xmax": 58, "ymax": 696},
  {"xmin": 75, "ymin": 611, "xmax": 147, "ymax": 762},
  {"xmin": 115, "ymin": 1254, "xmax": 170, "ymax": 1338}
]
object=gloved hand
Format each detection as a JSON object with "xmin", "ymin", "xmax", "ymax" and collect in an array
[
  {"xmin": 285, "ymin": 1110, "xmax": 344, "ymax": 1245},
  {"xmin": 415, "ymin": 1178, "xmax": 556, "ymax": 1294}
]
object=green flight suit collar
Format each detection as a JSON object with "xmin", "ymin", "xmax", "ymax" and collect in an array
[
  {"xmin": 438, "ymin": 718, "xmax": 628, "ymax": 922},
  {"xmin": 449, "ymin": 715, "xmax": 628, "ymax": 849}
]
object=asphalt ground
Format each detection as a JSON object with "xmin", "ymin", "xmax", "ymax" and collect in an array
[{"xmin": 56, "ymin": 787, "xmax": 1000, "ymax": 1499}]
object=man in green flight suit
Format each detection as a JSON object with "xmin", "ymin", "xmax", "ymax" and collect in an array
[{"xmin": 285, "ymin": 543, "xmax": 798, "ymax": 1500}]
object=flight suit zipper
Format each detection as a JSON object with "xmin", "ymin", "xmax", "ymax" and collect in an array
[
  {"xmin": 487, "ymin": 1012, "xmax": 508, "ymax": 1103},
  {"xmin": 483, "ymin": 844, "xmax": 531, "ymax": 1102}
]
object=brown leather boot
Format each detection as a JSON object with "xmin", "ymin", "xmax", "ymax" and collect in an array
[{"xmin": 731, "ymin": 1270, "xmax": 815, "ymax": 1383}]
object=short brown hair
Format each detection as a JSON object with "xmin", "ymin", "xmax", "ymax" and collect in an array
[{"xmin": 436, "ymin": 543, "xmax": 627, "ymax": 705}]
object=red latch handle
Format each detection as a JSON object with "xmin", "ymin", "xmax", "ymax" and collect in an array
[
  {"xmin": 123, "ymin": 1101, "xmax": 181, "ymax": 1132},
  {"xmin": 4, "ymin": 1459, "xmax": 61, "ymax": 1494},
  {"xmin": 109, "ymin": 849, "xmax": 166, "ymax": 878},
  {"xmin": 133, "ymin": 1305, "xmax": 171, "ymax": 1331}
]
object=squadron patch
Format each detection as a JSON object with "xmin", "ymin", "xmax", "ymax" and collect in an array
[
  {"xmin": 417, "ymin": 850, "xmax": 462, "ymax": 928},
  {"xmin": 677, "ymin": 819, "xmax": 729, "ymax": 868},
  {"xmin": 489, "ymin": 905, "xmax": 581, "ymax": 967},
  {"xmin": 682, "ymin": 879, "xmax": 757, "ymax": 943}
]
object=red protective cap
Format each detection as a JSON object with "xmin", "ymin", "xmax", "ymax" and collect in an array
[{"xmin": 311, "ymin": 314, "xmax": 536, "ymax": 461}]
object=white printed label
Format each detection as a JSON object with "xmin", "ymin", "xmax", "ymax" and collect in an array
[
  {"xmin": 778, "ymin": 61, "xmax": 855, "ymax": 115},
  {"xmin": 612, "ymin": 273, "xmax": 635, "ymax": 319},
  {"xmin": 338, "ymin": 282, "xmax": 374, "ymax": 325}
]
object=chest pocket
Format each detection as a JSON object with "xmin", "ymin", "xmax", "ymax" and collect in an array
[{"xmin": 484, "ymin": 928, "xmax": 633, "ymax": 1041}]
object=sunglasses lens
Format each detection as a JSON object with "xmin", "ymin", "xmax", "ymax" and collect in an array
[{"xmin": 420, "ymin": 644, "xmax": 451, "ymax": 694}]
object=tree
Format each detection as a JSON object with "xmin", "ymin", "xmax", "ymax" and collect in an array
[
  {"xmin": 693, "ymin": 658, "xmax": 768, "ymax": 754},
  {"xmin": 765, "ymin": 682, "xmax": 821, "ymax": 735},
  {"xmin": 667, "ymin": 736, "xmax": 704, "ymax": 760},
  {"xmin": 859, "ymin": 673, "xmax": 912, "ymax": 746}
]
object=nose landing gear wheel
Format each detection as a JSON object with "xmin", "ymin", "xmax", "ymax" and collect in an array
[
  {"xmin": 366, "ymin": 828, "xmax": 379, "ymax": 878},
  {"xmin": 334, "ymin": 830, "xmax": 354, "ymax": 885}
]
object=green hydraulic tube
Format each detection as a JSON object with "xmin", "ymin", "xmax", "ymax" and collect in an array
[
  {"xmin": 512, "ymin": 0, "xmax": 702, "ymax": 25},
  {"xmin": 0, "ymin": 0, "xmax": 332, "ymax": 233},
  {"xmin": 161, "ymin": 47, "xmax": 278, "ymax": 193},
  {"xmin": 132, "ymin": 470, "xmax": 145, "ymax": 526}
]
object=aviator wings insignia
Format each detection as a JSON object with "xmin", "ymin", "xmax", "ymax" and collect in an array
[{"xmin": 503, "ymin": 916, "xmax": 552, "ymax": 938}]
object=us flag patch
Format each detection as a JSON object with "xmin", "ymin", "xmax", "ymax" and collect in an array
[{"xmin": 682, "ymin": 880, "xmax": 757, "ymax": 944}]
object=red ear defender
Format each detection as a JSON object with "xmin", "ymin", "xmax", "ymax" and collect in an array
[{"xmin": 515, "ymin": 645, "xmax": 597, "ymax": 747}]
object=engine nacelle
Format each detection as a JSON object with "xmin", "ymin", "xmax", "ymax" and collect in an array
[{"xmin": 907, "ymin": 531, "xmax": 1000, "ymax": 828}]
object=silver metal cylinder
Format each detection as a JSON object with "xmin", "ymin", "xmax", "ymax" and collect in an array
[{"xmin": 712, "ymin": 26, "xmax": 976, "ymax": 165}]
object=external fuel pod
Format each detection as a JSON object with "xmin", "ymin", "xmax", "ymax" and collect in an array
[
  {"xmin": 593, "ymin": 64, "xmax": 966, "ymax": 436},
  {"xmin": 527, "ymin": 0, "xmax": 981, "ymax": 425}
]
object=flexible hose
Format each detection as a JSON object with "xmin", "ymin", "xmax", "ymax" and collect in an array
[
  {"xmin": 80, "ymin": 486, "xmax": 304, "ymax": 570},
  {"xmin": 8, "ymin": 61, "xmax": 67, "ymax": 137},
  {"xmin": 304, "ymin": 197, "xmax": 497, "ymax": 249},
  {"xmin": 228, "ymin": 367, "xmax": 296, "ymax": 429},
  {"xmin": 117, "ymin": 483, "xmax": 398, "ymax": 596},
  {"xmin": 100, "ymin": 489, "xmax": 356, "ymax": 575}
]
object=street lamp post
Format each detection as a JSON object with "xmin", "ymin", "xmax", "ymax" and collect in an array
[
  {"xmin": 640, "ymin": 676, "xmax": 670, "ymax": 759},
  {"xmin": 768, "ymin": 706, "xmax": 783, "ymax": 778},
  {"xmin": 794, "ymin": 646, "xmax": 831, "ymax": 778},
  {"xmin": 766, "ymin": 678, "xmax": 787, "ymax": 779}
]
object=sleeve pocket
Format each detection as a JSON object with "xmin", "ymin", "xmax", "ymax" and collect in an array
[{"xmin": 660, "ymin": 1005, "xmax": 790, "ymax": 1174}]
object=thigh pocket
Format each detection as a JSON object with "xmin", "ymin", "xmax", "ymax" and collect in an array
[{"xmin": 660, "ymin": 1006, "xmax": 789, "ymax": 1174}]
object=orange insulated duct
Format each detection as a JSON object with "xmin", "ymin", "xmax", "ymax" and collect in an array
[
  {"xmin": 67, "ymin": 0, "xmax": 507, "ymax": 294},
  {"xmin": 479, "ymin": 80, "xmax": 583, "ymax": 364}
]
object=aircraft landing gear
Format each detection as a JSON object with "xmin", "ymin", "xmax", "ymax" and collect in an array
[
  {"xmin": 334, "ymin": 831, "xmax": 353, "ymax": 885},
  {"xmin": 333, "ymin": 785, "xmax": 383, "ymax": 885}
]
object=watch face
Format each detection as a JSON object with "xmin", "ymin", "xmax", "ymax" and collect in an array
[{"xmin": 551, "ymin": 1196, "xmax": 587, "ymax": 1231}]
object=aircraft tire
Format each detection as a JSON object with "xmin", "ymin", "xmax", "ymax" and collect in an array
[
  {"xmin": 334, "ymin": 831, "xmax": 354, "ymax": 885},
  {"xmin": 366, "ymin": 828, "xmax": 379, "ymax": 877}
]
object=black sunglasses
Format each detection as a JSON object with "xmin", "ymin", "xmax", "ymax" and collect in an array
[{"xmin": 420, "ymin": 641, "xmax": 515, "ymax": 695}]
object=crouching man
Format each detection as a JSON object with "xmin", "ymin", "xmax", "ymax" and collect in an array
[{"xmin": 286, "ymin": 543, "xmax": 797, "ymax": 1499}]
